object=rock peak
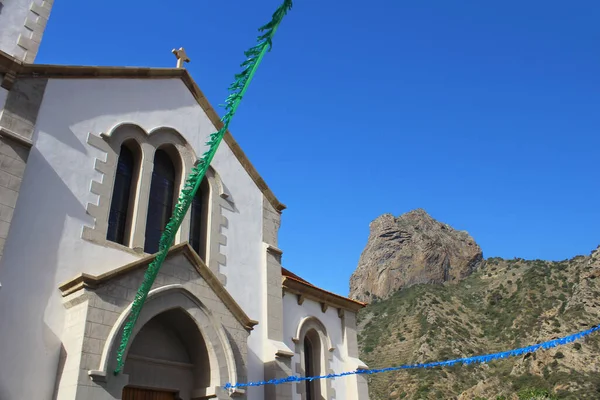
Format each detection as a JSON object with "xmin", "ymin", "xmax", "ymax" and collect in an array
[
  {"xmin": 350, "ymin": 209, "xmax": 483, "ymax": 302},
  {"xmin": 404, "ymin": 208, "xmax": 430, "ymax": 217}
]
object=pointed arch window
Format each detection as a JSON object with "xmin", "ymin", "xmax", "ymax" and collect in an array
[
  {"xmin": 107, "ymin": 143, "xmax": 138, "ymax": 246},
  {"xmin": 144, "ymin": 149, "xmax": 176, "ymax": 254},
  {"xmin": 189, "ymin": 176, "xmax": 210, "ymax": 260}
]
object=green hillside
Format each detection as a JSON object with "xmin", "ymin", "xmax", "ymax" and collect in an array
[{"xmin": 357, "ymin": 249, "xmax": 600, "ymax": 399}]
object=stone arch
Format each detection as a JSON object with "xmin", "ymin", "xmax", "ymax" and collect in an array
[
  {"xmin": 100, "ymin": 123, "xmax": 147, "ymax": 155},
  {"xmin": 293, "ymin": 317, "xmax": 334, "ymax": 352},
  {"xmin": 293, "ymin": 316, "xmax": 336, "ymax": 400},
  {"xmin": 145, "ymin": 126, "xmax": 197, "ymax": 178},
  {"xmin": 123, "ymin": 308, "xmax": 210, "ymax": 399},
  {"xmin": 88, "ymin": 285, "xmax": 239, "ymax": 400}
]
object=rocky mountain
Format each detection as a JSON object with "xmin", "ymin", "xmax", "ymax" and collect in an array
[
  {"xmin": 356, "ymin": 240, "xmax": 600, "ymax": 399},
  {"xmin": 350, "ymin": 209, "xmax": 483, "ymax": 302}
]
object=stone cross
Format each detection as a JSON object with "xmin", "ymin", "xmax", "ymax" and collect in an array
[{"xmin": 172, "ymin": 47, "xmax": 190, "ymax": 68}]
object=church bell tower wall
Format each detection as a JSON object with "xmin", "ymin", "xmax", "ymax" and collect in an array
[
  {"xmin": 0, "ymin": 0, "xmax": 53, "ymax": 63},
  {"xmin": 0, "ymin": 76, "xmax": 47, "ymax": 261}
]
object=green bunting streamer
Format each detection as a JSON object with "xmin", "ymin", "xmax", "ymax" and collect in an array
[{"xmin": 114, "ymin": 0, "xmax": 293, "ymax": 375}]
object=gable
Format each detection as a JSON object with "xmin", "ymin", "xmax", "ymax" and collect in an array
[
  {"xmin": 58, "ymin": 243, "xmax": 258, "ymax": 331},
  {"xmin": 0, "ymin": 50, "xmax": 285, "ymax": 213}
]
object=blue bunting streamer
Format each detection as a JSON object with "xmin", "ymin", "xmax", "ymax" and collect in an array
[{"xmin": 224, "ymin": 324, "xmax": 599, "ymax": 389}]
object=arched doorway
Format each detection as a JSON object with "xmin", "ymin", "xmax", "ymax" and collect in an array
[{"xmin": 122, "ymin": 308, "xmax": 210, "ymax": 400}]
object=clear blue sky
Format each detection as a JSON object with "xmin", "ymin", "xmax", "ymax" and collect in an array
[{"xmin": 37, "ymin": 0, "xmax": 600, "ymax": 296}]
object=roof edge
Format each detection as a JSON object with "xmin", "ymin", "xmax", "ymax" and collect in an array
[
  {"xmin": 282, "ymin": 274, "xmax": 367, "ymax": 312},
  {"xmin": 0, "ymin": 51, "xmax": 286, "ymax": 213}
]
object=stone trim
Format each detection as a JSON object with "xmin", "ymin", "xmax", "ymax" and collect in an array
[
  {"xmin": 267, "ymin": 245, "xmax": 283, "ymax": 256},
  {"xmin": 83, "ymin": 123, "xmax": 228, "ymax": 280},
  {"xmin": 293, "ymin": 316, "xmax": 335, "ymax": 400},
  {"xmin": 16, "ymin": 0, "xmax": 53, "ymax": 63},
  {"xmin": 0, "ymin": 70, "xmax": 17, "ymax": 90},
  {"xmin": 92, "ymin": 287, "xmax": 237, "ymax": 386},
  {"xmin": 0, "ymin": 126, "xmax": 33, "ymax": 148},
  {"xmin": 58, "ymin": 242, "xmax": 258, "ymax": 331},
  {"xmin": 275, "ymin": 348, "xmax": 295, "ymax": 359},
  {"xmin": 292, "ymin": 316, "xmax": 334, "ymax": 352},
  {"xmin": 84, "ymin": 123, "xmax": 196, "ymax": 252},
  {"xmin": 204, "ymin": 166, "xmax": 230, "ymax": 285},
  {"xmin": 0, "ymin": 51, "xmax": 285, "ymax": 212}
]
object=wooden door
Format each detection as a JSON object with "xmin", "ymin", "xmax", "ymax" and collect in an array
[{"xmin": 122, "ymin": 387, "xmax": 177, "ymax": 400}]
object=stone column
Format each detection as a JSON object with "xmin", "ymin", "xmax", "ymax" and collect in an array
[{"xmin": 262, "ymin": 196, "xmax": 294, "ymax": 399}]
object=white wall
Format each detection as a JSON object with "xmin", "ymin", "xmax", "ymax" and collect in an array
[
  {"xmin": 283, "ymin": 294, "xmax": 364, "ymax": 400},
  {"xmin": 0, "ymin": 78, "xmax": 266, "ymax": 400},
  {"xmin": 0, "ymin": 0, "xmax": 31, "ymax": 60},
  {"xmin": 212, "ymin": 141, "xmax": 267, "ymax": 400}
]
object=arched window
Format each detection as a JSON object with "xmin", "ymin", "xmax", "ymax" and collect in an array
[
  {"xmin": 144, "ymin": 149, "xmax": 176, "ymax": 254},
  {"xmin": 189, "ymin": 177, "xmax": 209, "ymax": 260},
  {"xmin": 107, "ymin": 143, "xmax": 138, "ymax": 245},
  {"xmin": 303, "ymin": 330, "xmax": 322, "ymax": 400}
]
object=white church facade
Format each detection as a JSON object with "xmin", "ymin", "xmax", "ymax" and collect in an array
[{"xmin": 0, "ymin": 1, "xmax": 370, "ymax": 399}]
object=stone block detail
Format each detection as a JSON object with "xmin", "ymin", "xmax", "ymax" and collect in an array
[
  {"xmin": 14, "ymin": 0, "xmax": 54, "ymax": 63},
  {"xmin": 17, "ymin": 35, "xmax": 40, "ymax": 56},
  {"xmin": 82, "ymin": 132, "xmax": 118, "ymax": 247},
  {"xmin": 30, "ymin": 1, "xmax": 52, "ymax": 19},
  {"xmin": 206, "ymin": 169, "xmax": 232, "ymax": 286}
]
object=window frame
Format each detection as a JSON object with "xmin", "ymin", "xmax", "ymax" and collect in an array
[
  {"xmin": 106, "ymin": 141, "xmax": 141, "ymax": 246},
  {"xmin": 84, "ymin": 123, "xmax": 230, "ymax": 284}
]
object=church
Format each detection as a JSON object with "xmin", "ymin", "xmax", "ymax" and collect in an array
[{"xmin": 0, "ymin": 1, "xmax": 370, "ymax": 399}]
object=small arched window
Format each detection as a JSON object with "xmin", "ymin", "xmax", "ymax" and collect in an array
[
  {"xmin": 189, "ymin": 176, "xmax": 209, "ymax": 260},
  {"xmin": 303, "ymin": 330, "xmax": 322, "ymax": 400},
  {"xmin": 107, "ymin": 143, "xmax": 138, "ymax": 246},
  {"xmin": 144, "ymin": 149, "xmax": 176, "ymax": 254}
]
